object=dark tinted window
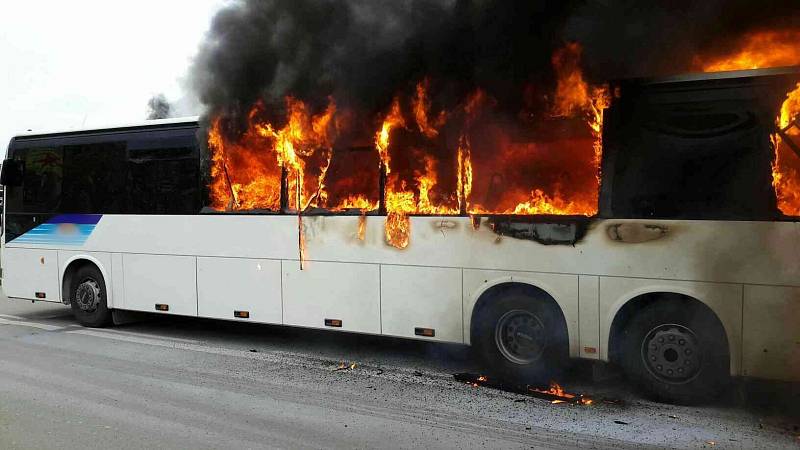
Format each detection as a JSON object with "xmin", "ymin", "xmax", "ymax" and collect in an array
[
  {"xmin": 601, "ymin": 80, "xmax": 785, "ymax": 220},
  {"xmin": 9, "ymin": 147, "xmax": 63, "ymax": 213},
  {"xmin": 62, "ymin": 142, "xmax": 126, "ymax": 213},
  {"xmin": 127, "ymin": 135, "xmax": 200, "ymax": 214}
]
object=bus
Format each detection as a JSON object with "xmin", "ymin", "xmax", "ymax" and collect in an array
[{"xmin": 2, "ymin": 67, "xmax": 799, "ymax": 404}]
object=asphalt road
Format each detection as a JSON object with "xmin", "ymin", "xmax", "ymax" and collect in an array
[{"xmin": 0, "ymin": 297, "xmax": 797, "ymax": 449}]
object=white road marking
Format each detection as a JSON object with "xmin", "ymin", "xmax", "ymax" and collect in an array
[
  {"xmin": 0, "ymin": 317, "xmax": 67, "ymax": 331},
  {"xmin": 98, "ymin": 328, "xmax": 201, "ymax": 344},
  {"xmin": 67, "ymin": 329, "xmax": 290, "ymax": 363},
  {"xmin": 0, "ymin": 314, "xmax": 28, "ymax": 320}
]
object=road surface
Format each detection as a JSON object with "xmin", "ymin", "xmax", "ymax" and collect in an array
[{"xmin": 0, "ymin": 297, "xmax": 797, "ymax": 449}]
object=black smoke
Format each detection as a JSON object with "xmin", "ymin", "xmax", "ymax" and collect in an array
[
  {"xmin": 190, "ymin": 0, "xmax": 800, "ymax": 128},
  {"xmin": 146, "ymin": 93, "xmax": 172, "ymax": 120},
  {"xmin": 564, "ymin": 0, "xmax": 800, "ymax": 79},
  {"xmin": 190, "ymin": 0, "xmax": 582, "ymax": 128}
]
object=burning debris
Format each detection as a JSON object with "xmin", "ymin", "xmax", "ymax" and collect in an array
[
  {"xmin": 333, "ymin": 362, "xmax": 358, "ymax": 372},
  {"xmin": 454, "ymin": 373, "xmax": 593, "ymax": 405}
]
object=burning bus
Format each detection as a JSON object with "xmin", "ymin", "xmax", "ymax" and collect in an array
[{"xmin": 2, "ymin": 62, "xmax": 799, "ymax": 404}]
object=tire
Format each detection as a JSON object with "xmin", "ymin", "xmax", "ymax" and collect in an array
[
  {"xmin": 472, "ymin": 288, "xmax": 568, "ymax": 385},
  {"xmin": 620, "ymin": 300, "xmax": 730, "ymax": 404},
  {"xmin": 69, "ymin": 264, "xmax": 112, "ymax": 328}
]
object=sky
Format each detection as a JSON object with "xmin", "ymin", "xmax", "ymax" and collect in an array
[{"xmin": 0, "ymin": 0, "xmax": 227, "ymax": 157}]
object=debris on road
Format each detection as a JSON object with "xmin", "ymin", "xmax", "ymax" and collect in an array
[
  {"xmin": 453, "ymin": 373, "xmax": 595, "ymax": 405},
  {"xmin": 333, "ymin": 361, "xmax": 357, "ymax": 372}
]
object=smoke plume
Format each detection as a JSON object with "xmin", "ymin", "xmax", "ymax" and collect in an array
[
  {"xmin": 563, "ymin": 0, "xmax": 800, "ymax": 79},
  {"xmin": 146, "ymin": 93, "xmax": 172, "ymax": 120},
  {"xmin": 191, "ymin": 0, "xmax": 582, "ymax": 128},
  {"xmin": 191, "ymin": 0, "xmax": 800, "ymax": 125}
]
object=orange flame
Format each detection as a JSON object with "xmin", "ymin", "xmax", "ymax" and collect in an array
[
  {"xmin": 375, "ymin": 97, "xmax": 405, "ymax": 174},
  {"xmin": 552, "ymin": 42, "xmax": 610, "ymax": 179},
  {"xmin": 696, "ymin": 30, "xmax": 800, "ymax": 72},
  {"xmin": 413, "ymin": 79, "xmax": 446, "ymax": 138},
  {"xmin": 457, "ymin": 136, "xmax": 473, "ymax": 213},
  {"xmin": 255, "ymin": 97, "xmax": 337, "ymax": 211},
  {"xmin": 357, "ymin": 214, "xmax": 367, "ymax": 241},
  {"xmin": 209, "ymin": 43, "xmax": 609, "ymax": 251},
  {"xmin": 773, "ymin": 83, "xmax": 800, "ymax": 216}
]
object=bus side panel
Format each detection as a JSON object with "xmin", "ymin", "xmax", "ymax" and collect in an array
[
  {"xmin": 462, "ymin": 270, "xmax": 579, "ymax": 357},
  {"xmin": 380, "ymin": 265, "xmax": 463, "ymax": 342},
  {"xmin": 197, "ymin": 257, "xmax": 282, "ymax": 324},
  {"xmin": 3, "ymin": 248, "xmax": 60, "ymax": 302},
  {"xmin": 122, "ymin": 254, "xmax": 198, "ymax": 316},
  {"xmin": 282, "ymin": 261, "xmax": 380, "ymax": 334},
  {"xmin": 599, "ymin": 277, "xmax": 743, "ymax": 376},
  {"xmin": 578, "ymin": 275, "xmax": 600, "ymax": 359},
  {"xmin": 743, "ymin": 285, "xmax": 800, "ymax": 381}
]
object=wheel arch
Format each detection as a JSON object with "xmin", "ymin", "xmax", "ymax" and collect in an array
[
  {"xmin": 60, "ymin": 255, "xmax": 111, "ymax": 307},
  {"xmin": 466, "ymin": 278, "xmax": 572, "ymax": 352}
]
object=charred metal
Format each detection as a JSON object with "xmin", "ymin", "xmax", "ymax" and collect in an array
[{"xmin": 486, "ymin": 215, "xmax": 590, "ymax": 246}]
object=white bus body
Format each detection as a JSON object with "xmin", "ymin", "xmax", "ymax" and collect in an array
[{"xmin": 3, "ymin": 214, "xmax": 797, "ymax": 382}]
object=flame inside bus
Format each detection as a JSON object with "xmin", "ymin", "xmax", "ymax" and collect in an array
[{"xmin": 207, "ymin": 43, "xmax": 608, "ymax": 249}]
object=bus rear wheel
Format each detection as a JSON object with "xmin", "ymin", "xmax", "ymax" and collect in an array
[
  {"xmin": 69, "ymin": 264, "xmax": 112, "ymax": 328},
  {"xmin": 620, "ymin": 300, "xmax": 729, "ymax": 404},
  {"xmin": 473, "ymin": 289, "xmax": 568, "ymax": 385}
]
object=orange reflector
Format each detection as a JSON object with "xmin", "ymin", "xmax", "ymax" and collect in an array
[
  {"xmin": 415, "ymin": 327, "xmax": 435, "ymax": 337},
  {"xmin": 325, "ymin": 319, "xmax": 342, "ymax": 328},
  {"xmin": 155, "ymin": 304, "xmax": 169, "ymax": 311},
  {"xmin": 583, "ymin": 346, "xmax": 597, "ymax": 354},
  {"xmin": 35, "ymin": 292, "xmax": 46, "ymax": 299},
  {"xmin": 234, "ymin": 310, "xmax": 250, "ymax": 319}
]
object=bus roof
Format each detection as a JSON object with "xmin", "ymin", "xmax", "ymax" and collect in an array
[
  {"xmin": 620, "ymin": 65, "xmax": 800, "ymax": 86},
  {"xmin": 11, "ymin": 116, "xmax": 200, "ymax": 142}
]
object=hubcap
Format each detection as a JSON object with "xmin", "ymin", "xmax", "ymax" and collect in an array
[
  {"xmin": 641, "ymin": 324, "xmax": 702, "ymax": 384},
  {"xmin": 75, "ymin": 279, "xmax": 101, "ymax": 313},
  {"xmin": 495, "ymin": 309, "xmax": 547, "ymax": 365}
]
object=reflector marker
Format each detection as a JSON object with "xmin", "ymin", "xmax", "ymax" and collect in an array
[
  {"xmin": 325, "ymin": 319, "xmax": 342, "ymax": 328},
  {"xmin": 415, "ymin": 327, "xmax": 435, "ymax": 337},
  {"xmin": 155, "ymin": 304, "xmax": 169, "ymax": 312},
  {"xmin": 35, "ymin": 292, "xmax": 46, "ymax": 299},
  {"xmin": 234, "ymin": 310, "xmax": 250, "ymax": 319}
]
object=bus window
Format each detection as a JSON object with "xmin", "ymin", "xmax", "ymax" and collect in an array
[
  {"xmin": 127, "ymin": 136, "xmax": 200, "ymax": 214},
  {"xmin": 602, "ymin": 90, "xmax": 779, "ymax": 220},
  {"xmin": 15, "ymin": 147, "xmax": 63, "ymax": 213},
  {"xmin": 318, "ymin": 145, "xmax": 380, "ymax": 212},
  {"xmin": 62, "ymin": 142, "xmax": 126, "ymax": 214}
]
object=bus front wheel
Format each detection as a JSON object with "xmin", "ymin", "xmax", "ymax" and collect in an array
[
  {"xmin": 473, "ymin": 289, "xmax": 568, "ymax": 385},
  {"xmin": 620, "ymin": 301, "xmax": 729, "ymax": 404},
  {"xmin": 69, "ymin": 264, "xmax": 112, "ymax": 328}
]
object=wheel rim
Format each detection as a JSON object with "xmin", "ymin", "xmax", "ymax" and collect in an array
[
  {"xmin": 75, "ymin": 278, "xmax": 101, "ymax": 313},
  {"xmin": 641, "ymin": 324, "xmax": 702, "ymax": 384},
  {"xmin": 494, "ymin": 309, "xmax": 547, "ymax": 365}
]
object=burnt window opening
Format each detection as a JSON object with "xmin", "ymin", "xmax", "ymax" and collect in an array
[{"xmin": 600, "ymin": 75, "xmax": 798, "ymax": 221}]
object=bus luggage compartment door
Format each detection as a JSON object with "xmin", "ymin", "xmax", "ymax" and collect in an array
[
  {"xmin": 380, "ymin": 265, "xmax": 462, "ymax": 342},
  {"xmin": 282, "ymin": 261, "xmax": 380, "ymax": 334},
  {"xmin": 197, "ymin": 257, "xmax": 282, "ymax": 324},
  {"xmin": 122, "ymin": 254, "xmax": 197, "ymax": 316},
  {"xmin": 2, "ymin": 247, "xmax": 60, "ymax": 302}
]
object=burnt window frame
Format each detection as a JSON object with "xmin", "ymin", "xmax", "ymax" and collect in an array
[{"xmin": 598, "ymin": 69, "xmax": 800, "ymax": 222}]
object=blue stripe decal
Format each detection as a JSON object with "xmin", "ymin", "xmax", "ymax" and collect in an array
[{"xmin": 9, "ymin": 215, "xmax": 102, "ymax": 246}]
